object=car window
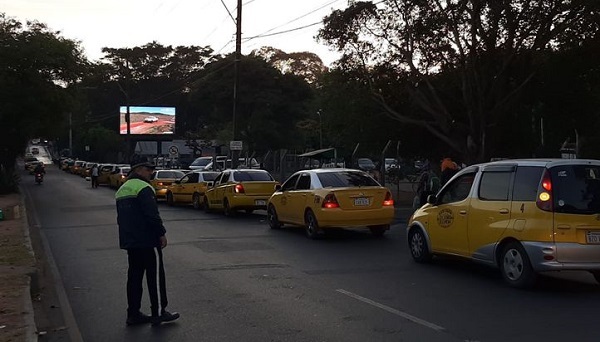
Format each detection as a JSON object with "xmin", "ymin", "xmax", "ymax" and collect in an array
[
  {"xmin": 479, "ymin": 171, "xmax": 513, "ymax": 201},
  {"xmin": 201, "ymin": 172, "xmax": 219, "ymax": 181},
  {"xmin": 233, "ymin": 171, "xmax": 273, "ymax": 181},
  {"xmin": 512, "ymin": 166, "xmax": 544, "ymax": 201},
  {"xmin": 282, "ymin": 174, "xmax": 300, "ymax": 191},
  {"xmin": 296, "ymin": 174, "xmax": 311, "ymax": 190},
  {"xmin": 157, "ymin": 171, "xmax": 184, "ymax": 179},
  {"xmin": 439, "ymin": 173, "xmax": 476, "ymax": 204},
  {"xmin": 186, "ymin": 173, "xmax": 199, "ymax": 183},
  {"xmin": 317, "ymin": 171, "xmax": 379, "ymax": 188},
  {"xmin": 191, "ymin": 158, "xmax": 211, "ymax": 167},
  {"xmin": 551, "ymin": 165, "xmax": 600, "ymax": 214},
  {"xmin": 221, "ymin": 172, "xmax": 230, "ymax": 183},
  {"xmin": 179, "ymin": 175, "xmax": 191, "ymax": 183}
]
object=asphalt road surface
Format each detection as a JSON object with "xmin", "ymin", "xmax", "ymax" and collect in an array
[{"xmin": 22, "ymin": 165, "xmax": 600, "ymax": 342}]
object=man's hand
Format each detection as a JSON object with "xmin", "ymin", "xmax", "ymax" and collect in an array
[{"xmin": 159, "ymin": 235, "xmax": 167, "ymax": 249}]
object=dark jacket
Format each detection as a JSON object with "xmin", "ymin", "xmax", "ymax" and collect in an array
[{"xmin": 115, "ymin": 174, "xmax": 166, "ymax": 249}]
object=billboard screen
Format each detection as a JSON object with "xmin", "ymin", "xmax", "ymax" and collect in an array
[{"xmin": 119, "ymin": 106, "xmax": 176, "ymax": 135}]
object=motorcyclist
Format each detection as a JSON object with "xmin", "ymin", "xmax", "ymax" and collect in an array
[{"xmin": 33, "ymin": 163, "xmax": 45, "ymax": 176}]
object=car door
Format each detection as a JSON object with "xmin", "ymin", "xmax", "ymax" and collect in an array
[
  {"xmin": 214, "ymin": 171, "xmax": 231, "ymax": 209},
  {"xmin": 467, "ymin": 165, "xmax": 515, "ymax": 262},
  {"xmin": 427, "ymin": 171, "xmax": 476, "ymax": 256},
  {"xmin": 287, "ymin": 173, "xmax": 312, "ymax": 224},
  {"xmin": 276, "ymin": 174, "xmax": 300, "ymax": 223}
]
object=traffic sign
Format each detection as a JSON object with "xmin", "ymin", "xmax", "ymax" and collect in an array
[
  {"xmin": 168, "ymin": 145, "xmax": 179, "ymax": 155},
  {"xmin": 230, "ymin": 140, "xmax": 243, "ymax": 151}
]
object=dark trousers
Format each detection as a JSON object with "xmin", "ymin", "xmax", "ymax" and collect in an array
[
  {"xmin": 127, "ymin": 248, "xmax": 159, "ymax": 316},
  {"xmin": 91, "ymin": 176, "xmax": 99, "ymax": 188}
]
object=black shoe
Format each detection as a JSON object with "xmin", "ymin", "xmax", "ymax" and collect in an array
[
  {"xmin": 126, "ymin": 312, "xmax": 152, "ymax": 326},
  {"xmin": 151, "ymin": 310, "xmax": 180, "ymax": 326}
]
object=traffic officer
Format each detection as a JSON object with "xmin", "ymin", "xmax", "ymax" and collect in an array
[{"xmin": 115, "ymin": 160, "xmax": 180, "ymax": 326}]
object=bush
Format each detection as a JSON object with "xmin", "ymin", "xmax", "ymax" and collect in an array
[{"xmin": 0, "ymin": 166, "xmax": 19, "ymax": 194}]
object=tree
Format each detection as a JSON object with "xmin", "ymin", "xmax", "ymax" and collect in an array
[
  {"xmin": 319, "ymin": 1, "xmax": 600, "ymax": 162},
  {"xmin": 0, "ymin": 13, "xmax": 86, "ymax": 193},
  {"xmin": 251, "ymin": 46, "xmax": 327, "ymax": 84}
]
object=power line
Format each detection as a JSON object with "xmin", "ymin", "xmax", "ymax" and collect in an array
[
  {"xmin": 243, "ymin": 21, "xmax": 322, "ymax": 41},
  {"xmin": 220, "ymin": 0, "xmax": 236, "ymax": 25}
]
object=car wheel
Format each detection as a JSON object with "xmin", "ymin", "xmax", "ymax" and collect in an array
[
  {"xmin": 166, "ymin": 192, "xmax": 174, "ymax": 206},
  {"xmin": 590, "ymin": 271, "xmax": 600, "ymax": 284},
  {"xmin": 408, "ymin": 228, "xmax": 432, "ymax": 263},
  {"xmin": 500, "ymin": 241, "xmax": 537, "ymax": 289},
  {"xmin": 368, "ymin": 225, "xmax": 388, "ymax": 237},
  {"xmin": 304, "ymin": 210, "xmax": 321, "ymax": 239},
  {"xmin": 203, "ymin": 196, "xmax": 212, "ymax": 213},
  {"xmin": 192, "ymin": 193, "xmax": 202, "ymax": 210},
  {"xmin": 267, "ymin": 205, "xmax": 282, "ymax": 230},
  {"xmin": 223, "ymin": 198, "xmax": 235, "ymax": 217}
]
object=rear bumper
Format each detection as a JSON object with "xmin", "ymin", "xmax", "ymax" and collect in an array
[
  {"xmin": 317, "ymin": 207, "xmax": 395, "ymax": 228},
  {"xmin": 230, "ymin": 195, "xmax": 270, "ymax": 210},
  {"xmin": 523, "ymin": 242, "xmax": 600, "ymax": 272},
  {"xmin": 155, "ymin": 188, "xmax": 168, "ymax": 198}
]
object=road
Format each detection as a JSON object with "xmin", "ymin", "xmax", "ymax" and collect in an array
[{"xmin": 22, "ymin": 166, "xmax": 600, "ymax": 342}]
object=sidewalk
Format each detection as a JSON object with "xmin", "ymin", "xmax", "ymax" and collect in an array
[{"xmin": 0, "ymin": 194, "xmax": 37, "ymax": 342}]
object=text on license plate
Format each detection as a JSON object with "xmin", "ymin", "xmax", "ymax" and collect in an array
[
  {"xmin": 255, "ymin": 200, "xmax": 267, "ymax": 206},
  {"xmin": 586, "ymin": 232, "xmax": 600, "ymax": 244},
  {"xmin": 354, "ymin": 197, "xmax": 370, "ymax": 206}
]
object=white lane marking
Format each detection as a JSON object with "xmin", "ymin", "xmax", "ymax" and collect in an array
[{"xmin": 336, "ymin": 289, "xmax": 445, "ymax": 332}]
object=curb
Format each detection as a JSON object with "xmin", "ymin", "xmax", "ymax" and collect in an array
[{"xmin": 19, "ymin": 192, "xmax": 40, "ymax": 342}]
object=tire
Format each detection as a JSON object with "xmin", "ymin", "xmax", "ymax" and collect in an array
[
  {"xmin": 223, "ymin": 198, "xmax": 235, "ymax": 217},
  {"xmin": 499, "ymin": 241, "xmax": 537, "ymax": 289},
  {"xmin": 368, "ymin": 224, "xmax": 388, "ymax": 237},
  {"xmin": 304, "ymin": 210, "xmax": 321, "ymax": 239},
  {"xmin": 192, "ymin": 193, "xmax": 202, "ymax": 210},
  {"xmin": 408, "ymin": 228, "xmax": 432, "ymax": 263},
  {"xmin": 590, "ymin": 271, "xmax": 600, "ymax": 284},
  {"xmin": 203, "ymin": 196, "xmax": 212, "ymax": 213},
  {"xmin": 267, "ymin": 205, "xmax": 282, "ymax": 230},
  {"xmin": 166, "ymin": 192, "xmax": 174, "ymax": 206}
]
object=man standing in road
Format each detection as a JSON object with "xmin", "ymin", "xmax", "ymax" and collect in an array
[
  {"xmin": 115, "ymin": 161, "xmax": 180, "ymax": 326},
  {"xmin": 91, "ymin": 164, "xmax": 99, "ymax": 188}
]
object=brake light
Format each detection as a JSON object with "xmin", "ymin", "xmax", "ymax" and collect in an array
[
  {"xmin": 322, "ymin": 193, "xmax": 339, "ymax": 209},
  {"xmin": 157, "ymin": 182, "xmax": 163, "ymax": 186},
  {"xmin": 536, "ymin": 170, "xmax": 553, "ymax": 212},
  {"xmin": 234, "ymin": 184, "xmax": 245, "ymax": 193},
  {"xmin": 383, "ymin": 192, "xmax": 394, "ymax": 206}
]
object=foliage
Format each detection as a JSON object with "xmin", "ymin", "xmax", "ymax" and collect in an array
[
  {"xmin": 318, "ymin": 0, "xmax": 600, "ymax": 162},
  {"xmin": 251, "ymin": 46, "xmax": 327, "ymax": 84}
]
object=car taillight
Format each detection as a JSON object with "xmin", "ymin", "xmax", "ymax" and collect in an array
[
  {"xmin": 157, "ymin": 182, "xmax": 163, "ymax": 186},
  {"xmin": 234, "ymin": 184, "xmax": 245, "ymax": 193},
  {"xmin": 536, "ymin": 169, "xmax": 553, "ymax": 212},
  {"xmin": 322, "ymin": 193, "xmax": 339, "ymax": 209},
  {"xmin": 383, "ymin": 191, "xmax": 394, "ymax": 206}
]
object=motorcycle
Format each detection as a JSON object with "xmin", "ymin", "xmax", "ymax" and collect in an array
[{"xmin": 35, "ymin": 173, "xmax": 44, "ymax": 185}]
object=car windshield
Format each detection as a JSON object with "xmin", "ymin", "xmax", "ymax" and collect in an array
[
  {"xmin": 25, "ymin": 157, "xmax": 38, "ymax": 163},
  {"xmin": 233, "ymin": 171, "xmax": 273, "ymax": 181},
  {"xmin": 551, "ymin": 165, "xmax": 600, "ymax": 214},
  {"xmin": 157, "ymin": 171, "xmax": 185, "ymax": 179},
  {"xmin": 191, "ymin": 158, "xmax": 211, "ymax": 167},
  {"xmin": 317, "ymin": 171, "xmax": 379, "ymax": 188},
  {"xmin": 202, "ymin": 172, "xmax": 219, "ymax": 181}
]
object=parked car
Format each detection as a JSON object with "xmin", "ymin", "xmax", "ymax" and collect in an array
[
  {"xmin": 144, "ymin": 116, "xmax": 158, "ymax": 123},
  {"xmin": 355, "ymin": 158, "xmax": 376, "ymax": 171},
  {"xmin": 267, "ymin": 168, "xmax": 394, "ymax": 238},
  {"xmin": 165, "ymin": 171, "xmax": 220, "ymax": 209},
  {"xmin": 24, "ymin": 157, "xmax": 39, "ymax": 170},
  {"xmin": 204, "ymin": 169, "xmax": 278, "ymax": 216},
  {"xmin": 31, "ymin": 147, "xmax": 40, "ymax": 155},
  {"xmin": 188, "ymin": 156, "xmax": 214, "ymax": 171},
  {"xmin": 109, "ymin": 166, "xmax": 130, "ymax": 189},
  {"xmin": 407, "ymin": 159, "xmax": 600, "ymax": 288},
  {"xmin": 150, "ymin": 169, "xmax": 186, "ymax": 199}
]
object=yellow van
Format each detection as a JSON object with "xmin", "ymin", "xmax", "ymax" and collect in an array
[{"xmin": 407, "ymin": 159, "xmax": 600, "ymax": 288}]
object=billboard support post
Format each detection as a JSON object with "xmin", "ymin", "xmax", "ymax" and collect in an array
[{"xmin": 126, "ymin": 105, "xmax": 131, "ymax": 163}]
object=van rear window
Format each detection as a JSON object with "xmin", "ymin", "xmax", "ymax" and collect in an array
[{"xmin": 551, "ymin": 165, "xmax": 600, "ymax": 214}]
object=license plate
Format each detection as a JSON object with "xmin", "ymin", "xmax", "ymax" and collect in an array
[
  {"xmin": 354, "ymin": 197, "xmax": 370, "ymax": 206},
  {"xmin": 586, "ymin": 232, "xmax": 600, "ymax": 244},
  {"xmin": 255, "ymin": 200, "xmax": 266, "ymax": 206}
]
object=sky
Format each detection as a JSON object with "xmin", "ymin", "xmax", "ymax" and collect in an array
[{"xmin": 1, "ymin": 0, "xmax": 347, "ymax": 66}]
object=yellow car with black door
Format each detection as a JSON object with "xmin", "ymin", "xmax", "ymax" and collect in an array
[
  {"xmin": 407, "ymin": 159, "xmax": 600, "ymax": 288},
  {"xmin": 165, "ymin": 171, "xmax": 220, "ymax": 209},
  {"xmin": 204, "ymin": 169, "xmax": 278, "ymax": 216},
  {"xmin": 267, "ymin": 168, "xmax": 395, "ymax": 239}
]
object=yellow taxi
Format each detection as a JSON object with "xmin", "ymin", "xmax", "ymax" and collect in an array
[
  {"xmin": 150, "ymin": 169, "xmax": 186, "ymax": 199},
  {"xmin": 97, "ymin": 164, "xmax": 116, "ymax": 185},
  {"xmin": 70, "ymin": 160, "xmax": 85, "ymax": 174},
  {"xmin": 267, "ymin": 168, "xmax": 394, "ymax": 239},
  {"xmin": 407, "ymin": 159, "xmax": 600, "ymax": 288},
  {"xmin": 204, "ymin": 169, "xmax": 278, "ymax": 216},
  {"xmin": 109, "ymin": 166, "xmax": 130, "ymax": 189},
  {"xmin": 165, "ymin": 171, "xmax": 220, "ymax": 208}
]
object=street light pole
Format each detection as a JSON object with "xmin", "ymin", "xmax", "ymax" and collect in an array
[{"xmin": 317, "ymin": 110, "xmax": 323, "ymax": 149}]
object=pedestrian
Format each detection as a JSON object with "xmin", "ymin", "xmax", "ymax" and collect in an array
[
  {"xmin": 91, "ymin": 164, "xmax": 99, "ymax": 188},
  {"xmin": 115, "ymin": 160, "xmax": 180, "ymax": 327}
]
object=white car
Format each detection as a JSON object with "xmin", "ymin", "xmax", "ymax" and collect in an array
[{"xmin": 144, "ymin": 116, "xmax": 159, "ymax": 123}]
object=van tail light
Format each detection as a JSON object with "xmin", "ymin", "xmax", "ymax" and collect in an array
[
  {"xmin": 234, "ymin": 184, "xmax": 245, "ymax": 194},
  {"xmin": 383, "ymin": 192, "xmax": 394, "ymax": 207},
  {"xmin": 322, "ymin": 193, "xmax": 339, "ymax": 209},
  {"xmin": 536, "ymin": 169, "xmax": 553, "ymax": 212}
]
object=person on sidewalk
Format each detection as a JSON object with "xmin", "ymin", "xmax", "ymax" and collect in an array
[
  {"xmin": 91, "ymin": 164, "xmax": 99, "ymax": 188},
  {"xmin": 115, "ymin": 160, "xmax": 180, "ymax": 327}
]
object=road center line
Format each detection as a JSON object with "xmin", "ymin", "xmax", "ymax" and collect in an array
[{"xmin": 336, "ymin": 289, "xmax": 445, "ymax": 332}]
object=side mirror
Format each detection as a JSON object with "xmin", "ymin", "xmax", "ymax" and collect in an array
[
  {"xmin": 274, "ymin": 184, "xmax": 282, "ymax": 191},
  {"xmin": 206, "ymin": 181, "xmax": 214, "ymax": 187},
  {"xmin": 426, "ymin": 194, "xmax": 437, "ymax": 204}
]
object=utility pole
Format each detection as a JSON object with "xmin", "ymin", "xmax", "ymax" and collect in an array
[
  {"xmin": 68, "ymin": 112, "xmax": 73, "ymax": 157},
  {"xmin": 232, "ymin": 0, "xmax": 242, "ymax": 169}
]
